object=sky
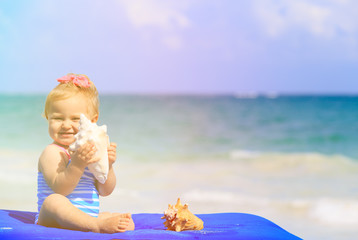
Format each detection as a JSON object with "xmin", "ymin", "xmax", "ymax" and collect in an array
[{"xmin": 0, "ymin": 0, "xmax": 357, "ymax": 94}]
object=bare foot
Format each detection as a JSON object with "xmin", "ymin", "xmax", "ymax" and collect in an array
[
  {"xmin": 110, "ymin": 213, "xmax": 135, "ymax": 231},
  {"xmin": 96, "ymin": 212, "xmax": 131, "ymax": 233}
]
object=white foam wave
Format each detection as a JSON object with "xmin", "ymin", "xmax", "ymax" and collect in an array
[
  {"xmin": 230, "ymin": 150, "xmax": 260, "ymax": 159},
  {"xmin": 234, "ymin": 92, "xmax": 278, "ymax": 99},
  {"xmin": 310, "ymin": 198, "xmax": 358, "ymax": 226},
  {"xmin": 229, "ymin": 149, "xmax": 358, "ymax": 175}
]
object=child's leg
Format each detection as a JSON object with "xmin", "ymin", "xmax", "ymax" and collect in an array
[{"xmin": 37, "ymin": 194, "xmax": 132, "ymax": 233}]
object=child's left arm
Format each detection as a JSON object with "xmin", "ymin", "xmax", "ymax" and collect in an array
[{"xmin": 96, "ymin": 142, "xmax": 117, "ymax": 196}]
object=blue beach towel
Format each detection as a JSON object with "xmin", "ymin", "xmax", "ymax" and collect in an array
[{"xmin": 0, "ymin": 209, "xmax": 302, "ymax": 239}]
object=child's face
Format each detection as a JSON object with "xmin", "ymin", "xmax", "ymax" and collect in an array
[{"xmin": 47, "ymin": 94, "xmax": 94, "ymax": 148}]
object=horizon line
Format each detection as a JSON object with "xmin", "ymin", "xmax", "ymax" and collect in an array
[{"xmin": 2, "ymin": 91, "xmax": 358, "ymax": 97}]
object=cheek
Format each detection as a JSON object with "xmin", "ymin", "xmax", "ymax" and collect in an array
[
  {"xmin": 48, "ymin": 124, "xmax": 55, "ymax": 137},
  {"xmin": 73, "ymin": 122, "xmax": 80, "ymax": 132},
  {"xmin": 48, "ymin": 122, "xmax": 59, "ymax": 135}
]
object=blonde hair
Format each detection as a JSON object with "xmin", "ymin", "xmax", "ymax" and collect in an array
[{"xmin": 44, "ymin": 73, "xmax": 99, "ymax": 119}]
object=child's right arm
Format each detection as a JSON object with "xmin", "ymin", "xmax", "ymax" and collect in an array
[{"xmin": 38, "ymin": 143, "xmax": 99, "ymax": 196}]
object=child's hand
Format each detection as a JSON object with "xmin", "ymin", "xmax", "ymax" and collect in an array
[
  {"xmin": 70, "ymin": 142, "xmax": 100, "ymax": 169},
  {"xmin": 107, "ymin": 142, "xmax": 117, "ymax": 166}
]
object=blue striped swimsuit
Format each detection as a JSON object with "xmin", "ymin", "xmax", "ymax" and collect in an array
[{"xmin": 35, "ymin": 144, "xmax": 100, "ymax": 224}]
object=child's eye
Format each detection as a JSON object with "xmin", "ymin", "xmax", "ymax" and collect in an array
[{"xmin": 73, "ymin": 118, "xmax": 80, "ymax": 121}]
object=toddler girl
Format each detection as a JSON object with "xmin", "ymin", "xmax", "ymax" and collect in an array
[{"xmin": 35, "ymin": 73, "xmax": 135, "ymax": 233}]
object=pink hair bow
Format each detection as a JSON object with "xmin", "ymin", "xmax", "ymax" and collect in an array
[{"xmin": 57, "ymin": 74, "xmax": 91, "ymax": 88}]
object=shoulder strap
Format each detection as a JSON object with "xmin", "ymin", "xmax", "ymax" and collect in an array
[{"xmin": 50, "ymin": 143, "xmax": 71, "ymax": 159}]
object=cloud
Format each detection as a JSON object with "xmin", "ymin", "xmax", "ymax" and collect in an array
[
  {"xmin": 117, "ymin": 0, "xmax": 191, "ymax": 50},
  {"xmin": 119, "ymin": 0, "xmax": 190, "ymax": 30},
  {"xmin": 253, "ymin": 0, "xmax": 358, "ymax": 40}
]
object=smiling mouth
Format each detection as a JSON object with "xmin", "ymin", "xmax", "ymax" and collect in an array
[{"xmin": 60, "ymin": 133, "xmax": 75, "ymax": 137}]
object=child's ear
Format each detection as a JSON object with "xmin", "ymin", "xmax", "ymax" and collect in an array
[{"xmin": 91, "ymin": 114, "xmax": 98, "ymax": 123}]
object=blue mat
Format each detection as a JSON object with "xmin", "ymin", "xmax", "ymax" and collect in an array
[{"xmin": 0, "ymin": 209, "xmax": 301, "ymax": 239}]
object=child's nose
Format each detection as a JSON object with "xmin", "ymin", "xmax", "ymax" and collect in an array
[{"xmin": 62, "ymin": 120, "xmax": 72, "ymax": 128}]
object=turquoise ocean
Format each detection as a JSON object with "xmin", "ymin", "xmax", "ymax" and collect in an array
[{"xmin": 1, "ymin": 94, "xmax": 358, "ymax": 239}]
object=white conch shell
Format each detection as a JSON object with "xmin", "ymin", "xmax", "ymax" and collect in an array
[{"xmin": 69, "ymin": 114, "xmax": 109, "ymax": 184}]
